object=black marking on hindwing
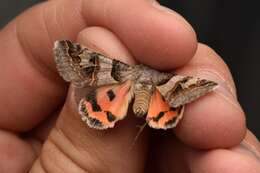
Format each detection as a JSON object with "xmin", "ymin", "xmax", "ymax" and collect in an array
[
  {"xmin": 80, "ymin": 103, "xmax": 88, "ymax": 114},
  {"xmin": 165, "ymin": 117, "xmax": 177, "ymax": 126},
  {"xmin": 153, "ymin": 112, "xmax": 165, "ymax": 122},
  {"xmin": 106, "ymin": 112, "xmax": 116, "ymax": 122},
  {"xmin": 164, "ymin": 106, "xmax": 183, "ymax": 126},
  {"xmin": 106, "ymin": 89, "xmax": 116, "ymax": 101},
  {"xmin": 87, "ymin": 116, "xmax": 103, "ymax": 128},
  {"xmin": 85, "ymin": 90, "xmax": 102, "ymax": 112}
]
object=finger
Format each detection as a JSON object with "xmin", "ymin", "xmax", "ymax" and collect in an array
[
  {"xmin": 0, "ymin": 130, "xmax": 36, "ymax": 173},
  {"xmin": 0, "ymin": 0, "xmax": 85, "ymax": 131},
  {"xmin": 174, "ymin": 43, "xmax": 246, "ymax": 148},
  {"xmin": 154, "ymin": 131, "xmax": 260, "ymax": 173},
  {"xmin": 83, "ymin": 0, "xmax": 197, "ymax": 68},
  {"xmin": 30, "ymin": 27, "xmax": 148, "ymax": 173},
  {"xmin": 0, "ymin": 0, "xmax": 196, "ymax": 131}
]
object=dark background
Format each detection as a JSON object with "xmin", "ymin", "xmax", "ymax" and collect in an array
[{"xmin": 1, "ymin": 0, "xmax": 259, "ymax": 138}]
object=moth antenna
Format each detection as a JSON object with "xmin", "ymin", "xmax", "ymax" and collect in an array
[
  {"xmin": 135, "ymin": 121, "xmax": 148, "ymax": 142},
  {"xmin": 129, "ymin": 121, "xmax": 148, "ymax": 151}
]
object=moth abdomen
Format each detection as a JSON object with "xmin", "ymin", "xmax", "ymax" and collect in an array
[{"xmin": 133, "ymin": 88, "xmax": 152, "ymax": 117}]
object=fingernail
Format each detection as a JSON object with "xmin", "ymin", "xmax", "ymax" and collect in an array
[{"xmin": 150, "ymin": 0, "xmax": 176, "ymax": 14}]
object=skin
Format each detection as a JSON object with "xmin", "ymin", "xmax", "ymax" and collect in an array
[{"xmin": 0, "ymin": 0, "xmax": 259, "ymax": 172}]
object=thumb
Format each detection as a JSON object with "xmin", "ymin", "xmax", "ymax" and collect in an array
[{"xmin": 30, "ymin": 27, "xmax": 147, "ymax": 173}]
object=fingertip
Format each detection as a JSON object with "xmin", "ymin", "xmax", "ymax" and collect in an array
[
  {"xmin": 130, "ymin": 2, "xmax": 198, "ymax": 69},
  {"xmin": 145, "ymin": 0, "xmax": 198, "ymax": 69},
  {"xmin": 175, "ymin": 92, "xmax": 246, "ymax": 149},
  {"xmin": 173, "ymin": 43, "xmax": 247, "ymax": 149}
]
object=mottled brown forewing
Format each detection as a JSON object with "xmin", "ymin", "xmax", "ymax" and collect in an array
[
  {"xmin": 54, "ymin": 40, "xmax": 134, "ymax": 88},
  {"xmin": 157, "ymin": 75, "xmax": 218, "ymax": 108}
]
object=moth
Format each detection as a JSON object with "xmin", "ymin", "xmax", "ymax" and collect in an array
[{"xmin": 54, "ymin": 40, "xmax": 217, "ymax": 130}]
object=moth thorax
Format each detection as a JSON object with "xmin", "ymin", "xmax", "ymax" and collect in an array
[{"xmin": 133, "ymin": 88, "xmax": 151, "ymax": 117}]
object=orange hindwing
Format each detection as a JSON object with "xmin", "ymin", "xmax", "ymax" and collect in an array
[
  {"xmin": 146, "ymin": 89, "xmax": 184, "ymax": 129},
  {"xmin": 79, "ymin": 80, "xmax": 133, "ymax": 129}
]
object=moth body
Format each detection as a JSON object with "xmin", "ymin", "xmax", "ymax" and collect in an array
[
  {"xmin": 54, "ymin": 40, "xmax": 218, "ymax": 130},
  {"xmin": 130, "ymin": 64, "xmax": 175, "ymax": 117}
]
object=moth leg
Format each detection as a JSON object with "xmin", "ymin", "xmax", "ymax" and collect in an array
[
  {"xmin": 79, "ymin": 80, "xmax": 133, "ymax": 129},
  {"xmin": 146, "ymin": 89, "xmax": 184, "ymax": 130}
]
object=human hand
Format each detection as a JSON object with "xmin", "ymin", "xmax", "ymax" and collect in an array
[{"xmin": 0, "ymin": 0, "xmax": 259, "ymax": 172}]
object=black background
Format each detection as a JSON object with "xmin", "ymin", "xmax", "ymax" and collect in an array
[{"xmin": 1, "ymin": 0, "xmax": 259, "ymax": 138}]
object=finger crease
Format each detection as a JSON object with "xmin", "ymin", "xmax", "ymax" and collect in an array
[{"xmin": 48, "ymin": 127, "xmax": 100, "ymax": 173}]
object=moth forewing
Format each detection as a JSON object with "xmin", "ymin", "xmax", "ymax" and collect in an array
[
  {"xmin": 157, "ymin": 75, "xmax": 218, "ymax": 108},
  {"xmin": 53, "ymin": 40, "xmax": 135, "ymax": 88},
  {"xmin": 54, "ymin": 40, "xmax": 93, "ymax": 88},
  {"xmin": 170, "ymin": 79, "xmax": 217, "ymax": 108},
  {"xmin": 156, "ymin": 75, "xmax": 189, "ymax": 96}
]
